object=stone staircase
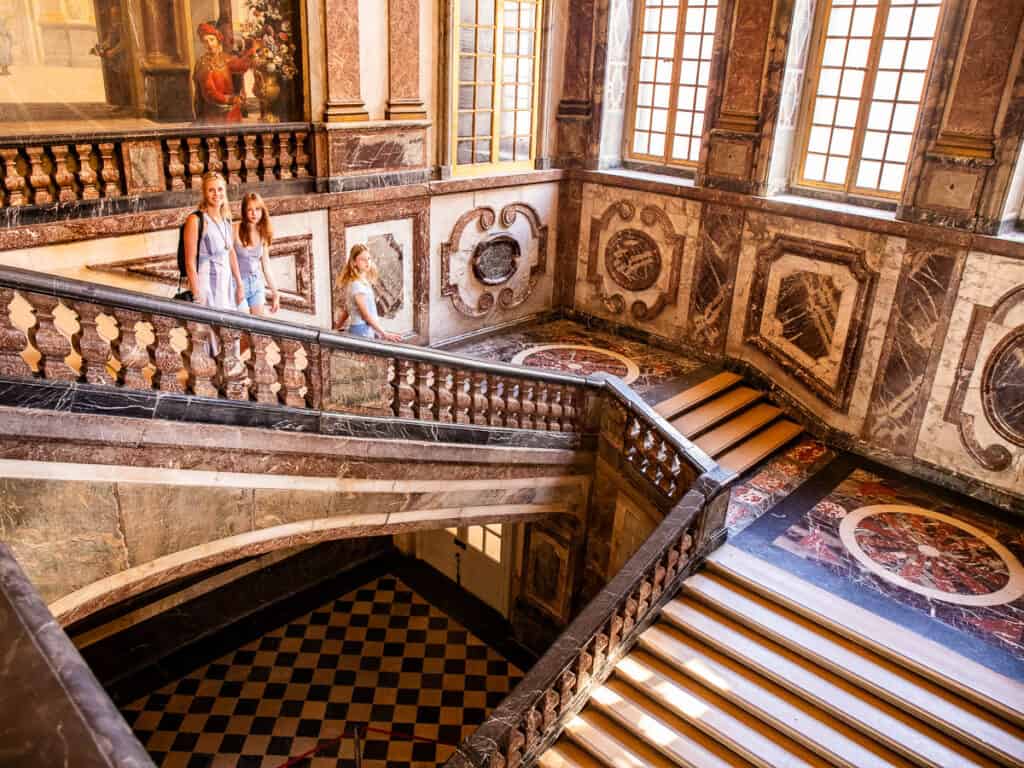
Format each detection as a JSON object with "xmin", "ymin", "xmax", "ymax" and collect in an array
[
  {"xmin": 654, "ymin": 371, "xmax": 803, "ymax": 476},
  {"xmin": 539, "ymin": 547, "xmax": 1024, "ymax": 768}
]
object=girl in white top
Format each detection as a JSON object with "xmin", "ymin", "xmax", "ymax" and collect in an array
[
  {"xmin": 233, "ymin": 191, "xmax": 280, "ymax": 315},
  {"xmin": 336, "ymin": 244, "xmax": 401, "ymax": 341},
  {"xmin": 183, "ymin": 171, "xmax": 244, "ymax": 310}
]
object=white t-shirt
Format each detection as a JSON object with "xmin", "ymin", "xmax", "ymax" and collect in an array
[{"xmin": 345, "ymin": 280, "xmax": 377, "ymax": 327}]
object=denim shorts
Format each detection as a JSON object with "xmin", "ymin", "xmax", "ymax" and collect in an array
[
  {"xmin": 236, "ymin": 272, "xmax": 266, "ymax": 310},
  {"xmin": 347, "ymin": 323, "xmax": 376, "ymax": 338}
]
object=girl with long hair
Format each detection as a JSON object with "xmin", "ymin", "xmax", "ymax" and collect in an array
[
  {"xmin": 336, "ymin": 244, "xmax": 401, "ymax": 341},
  {"xmin": 234, "ymin": 192, "xmax": 280, "ymax": 315},
  {"xmin": 183, "ymin": 171, "xmax": 244, "ymax": 311}
]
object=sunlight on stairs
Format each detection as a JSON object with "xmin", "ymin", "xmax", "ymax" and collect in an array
[{"xmin": 654, "ymin": 371, "xmax": 803, "ymax": 475}]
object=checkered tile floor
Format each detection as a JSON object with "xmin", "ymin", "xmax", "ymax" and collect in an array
[{"xmin": 121, "ymin": 576, "xmax": 523, "ymax": 768}]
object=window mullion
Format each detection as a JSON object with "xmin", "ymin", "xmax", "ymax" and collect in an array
[
  {"xmin": 793, "ymin": 0, "xmax": 832, "ymax": 189},
  {"xmin": 622, "ymin": 0, "xmax": 648, "ymax": 161},
  {"xmin": 492, "ymin": 0, "xmax": 504, "ymax": 165},
  {"xmin": 663, "ymin": 0, "xmax": 688, "ymax": 165},
  {"xmin": 845, "ymin": 0, "xmax": 890, "ymax": 194}
]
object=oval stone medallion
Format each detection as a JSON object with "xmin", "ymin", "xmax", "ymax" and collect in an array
[
  {"xmin": 983, "ymin": 327, "xmax": 1024, "ymax": 447},
  {"xmin": 605, "ymin": 229, "xmax": 662, "ymax": 292},
  {"xmin": 472, "ymin": 235, "xmax": 521, "ymax": 286}
]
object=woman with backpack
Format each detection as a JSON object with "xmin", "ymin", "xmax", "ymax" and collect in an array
[
  {"xmin": 233, "ymin": 192, "xmax": 280, "ymax": 315},
  {"xmin": 182, "ymin": 171, "xmax": 245, "ymax": 312}
]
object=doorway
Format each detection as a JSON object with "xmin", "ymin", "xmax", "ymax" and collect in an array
[{"xmin": 417, "ymin": 523, "xmax": 514, "ymax": 617}]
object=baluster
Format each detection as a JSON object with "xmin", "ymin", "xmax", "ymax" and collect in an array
[
  {"xmin": 152, "ymin": 315, "xmax": 187, "ymax": 393},
  {"xmin": 666, "ymin": 547, "xmax": 680, "ymax": 581},
  {"xmin": 652, "ymin": 564, "xmax": 667, "ymax": 600},
  {"xmin": 307, "ymin": 343, "xmax": 324, "ymax": 410},
  {"xmin": 205, "ymin": 136, "xmax": 223, "ymax": 175},
  {"xmin": 186, "ymin": 321, "xmax": 218, "ymax": 397},
  {"xmin": 561, "ymin": 386, "xmax": 576, "ymax": 432},
  {"xmin": 622, "ymin": 596, "xmax": 638, "ymax": 637},
  {"xmin": 436, "ymin": 365, "xmax": 453, "ymax": 423},
  {"xmin": 541, "ymin": 688, "xmax": 559, "ymax": 730},
  {"xmin": 608, "ymin": 614, "xmax": 623, "ymax": 652},
  {"xmin": 30, "ymin": 295, "xmax": 76, "ymax": 380},
  {"xmin": 277, "ymin": 131, "xmax": 293, "ymax": 179},
  {"xmin": 414, "ymin": 362, "xmax": 435, "ymax": 420},
  {"xmin": 113, "ymin": 309, "xmax": 151, "ymax": 389},
  {"xmin": 279, "ymin": 339, "xmax": 307, "ymax": 407},
  {"xmin": 547, "ymin": 385, "xmax": 563, "ymax": 431},
  {"xmin": 75, "ymin": 144, "xmax": 99, "ymax": 200},
  {"xmin": 506, "ymin": 729, "xmax": 525, "ymax": 768},
  {"xmin": 452, "ymin": 368, "xmax": 470, "ymax": 424},
  {"xmin": 252, "ymin": 334, "xmax": 279, "ymax": 404},
  {"xmin": 637, "ymin": 579, "xmax": 652, "ymax": 618},
  {"xmin": 165, "ymin": 138, "xmax": 186, "ymax": 191},
  {"xmin": 470, "ymin": 371, "xmax": 488, "ymax": 425},
  {"xmin": 524, "ymin": 708, "xmax": 542, "ymax": 751},
  {"xmin": 219, "ymin": 327, "xmax": 250, "ymax": 400},
  {"xmin": 558, "ymin": 670, "xmax": 576, "ymax": 714},
  {"xmin": 487, "ymin": 374, "xmax": 505, "ymax": 427},
  {"xmin": 186, "ymin": 137, "xmax": 204, "ymax": 189},
  {"xmin": 504, "ymin": 379, "xmax": 521, "ymax": 429},
  {"xmin": 0, "ymin": 149, "xmax": 26, "ymax": 207},
  {"xmin": 395, "ymin": 359, "xmax": 416, "ymax": 418},
  {"xmin": 51, "ymin": 145, "xmax": 76, "ymax": 202},
  {"xmin": 0, "ymin": 287, "xmax": 31, "ymax": 377},
  {"xmin": 243, "ymin": 134, "xmax": 259, "ymax": 183},
  {"xmin": 678, "ymin": 531, "xmax": 694, "ymax": 559},
  {"xmin": 519, "ymin": 380, "xmax": 535, "ymax": 429},
  {"xmin": 75, "ymin": 302, "xmax": 113, "ymax": 385},
  {"xmin": 294, "ymin": 131, "xmax": 310, "ymax": 178},
  {"xmin": 224, "ymin": 135, "xmax": 242, "ymax": 185},
  {"xmin": 534, "ymin": 382, "xmax": 550, "ymax": 430},
  {"xmin": 260, "ymin": 133, "xmax": 277, "ymax": 181},
  {"xmin": 25, "ymin": 146, "xmax": 51, "ymax": 205},
  {"xmin": 489, "ymin": 753, "xmax": 507, "ymax": 768},
  {"xmin": 593, "ymin": 632, "xmax": 608, "ymax": 674},
  {"xmin": 660, "ymin": 448, "xmax": 681, "ymax": 498},
  {"xmin": 576, "ymin": 648, "xmax": 593, "ymax": 692},
  {"xmin": 98, "ymin": 142, "xmax": 121, "ymax": 197}
]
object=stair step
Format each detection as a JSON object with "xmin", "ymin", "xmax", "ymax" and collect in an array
[
  {"xmin": 654, "ymin": 371, "xmax": 742, "ymax": 419},
  {"xmin": 590, "ymin": 679, "xmax": 754, "ymax": 768},
  {"xmin": 539, "ymin": 741, "xmax": 606, "ymax": 768},
  {"xmin": 708, "ymin": 544, "xmax": 1024, "ymax": 729},
  {"xmin": 715, "ymin": 419, "xmax": 802, "ymax": 474},
  {"xmin": 638, "ymin": 623, "xmax": 916, "ymax": 768},
  {"xmin": 689, "ymin": 564, "xmax": 1024, "ymax": 766},
  {"xmin": 663, "ymin": 594, "xmax": 1005, "ymax": 768},
  {"xmin": 693, "ymin": 403, "xmax": 782, "ymax": 457},
  {"xmin": 671, "ymin": 387, "xmax": 763, "ymax": 437},
  {"xmin": 563, "ymin": 709, "xmax": 681, "ymax": 768},
  {"xmin": 613, "ymin": 649, "xmax": 833, "ymax": 768}
]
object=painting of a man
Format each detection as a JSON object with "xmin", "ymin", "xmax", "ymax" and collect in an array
[{"xmin": 193, "ymin": 21, "xmax": 251, "ymax": 122}]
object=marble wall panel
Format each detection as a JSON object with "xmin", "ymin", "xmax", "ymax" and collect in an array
[
  {"xmin": 429, "ymin": 183, "xmax": 559, "ymax": 343},
  {"xmin": 688, "ymin": 204, "xmax": 745, "ymax": 352},
  {"xmin": 574, "ymin": 183, "xmax": 702, "ymax": 340},
  {"xmin": 326, "ymin": 124, "xmax": 428, "ymax": 175}
]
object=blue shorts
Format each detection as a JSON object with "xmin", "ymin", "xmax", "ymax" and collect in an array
[
  {"xmin": 347, "ymin": 323, "xmax": 376, "ymax": 338},
  {"xmin": 236, "ymin": 272, "xmax": 266, "ymax": 310}
]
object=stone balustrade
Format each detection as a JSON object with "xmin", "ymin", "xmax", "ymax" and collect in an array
[{"xmin": 0, "ymin": 125, "xmax": 312, "ymax": 208}]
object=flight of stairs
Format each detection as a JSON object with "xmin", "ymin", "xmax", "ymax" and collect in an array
[
  {"xmin": 540, "ymin": 549, "xmax": 1024, "ymax": 768},
  {"xmin": 654, "ymin": 371, "xmax": 804, "ymax": 476}
]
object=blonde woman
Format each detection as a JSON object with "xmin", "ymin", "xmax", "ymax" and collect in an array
[
  {"xmin": 234, "ymin": 191, "xmax": 280, "ymax": 315},
  {"xmin": 183, "ymin": 171, "xmax": 244, "ymax": 310},
  {"xmin": 336, "ymin": 244, "xmax": 401, "ymax": 342}
]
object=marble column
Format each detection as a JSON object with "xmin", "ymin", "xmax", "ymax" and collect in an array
[
  {"xmin": 696, "ymin": 0, "xmax": 796, "ymax": 194},
  {"xmin": 555, "ymin": 0, "xmax": 601, "ymax": 167},
  {"xmin": 386, "ymin": 0, "xmax": 427, "ymax": 119},
  {"xmin": 324, "ymin": 0, "xmax": 369, "ymax": 121},
  {"xmin": 898, "ymin": 0, "xmax": 1024, "ymax": 233}
]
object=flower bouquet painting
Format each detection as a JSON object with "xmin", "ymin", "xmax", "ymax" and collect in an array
[{"xmin": 241, "ymin": 0, "xmax": 299, "ymax": 123}]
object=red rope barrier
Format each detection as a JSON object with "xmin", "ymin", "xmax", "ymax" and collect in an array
[{"xmin": 271, "ymin": 722, "xmax": 453, "ymax": 768}]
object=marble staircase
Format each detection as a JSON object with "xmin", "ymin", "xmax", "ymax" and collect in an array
[
  {"xmin": 539, "ymin": 547, "xmax": 1024, "ymax": 768},
  {"xmin": 655, "ymin": 371, "xmax": 804, "ymax": 476}
]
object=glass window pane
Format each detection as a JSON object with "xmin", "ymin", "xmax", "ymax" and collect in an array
[
  {"xmin": 468, "ymin": 525, "xmax": 484, "ymax": 551},
  {"xmin": 484, "ymin": 533, "xmax": 501, "ymax": 561}
]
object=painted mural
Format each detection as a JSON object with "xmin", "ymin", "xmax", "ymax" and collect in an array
[{"xmin": 0, "ymin": 0, "xmax": 304, "ymax": 132}]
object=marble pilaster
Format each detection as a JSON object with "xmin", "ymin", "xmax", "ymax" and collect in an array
[
  {"xmin": 386, "ymin": 0, "xmax": 427, "ymax": 120},
  {"xmin": 324, "ymin": 0, "xmax": 369, "ymax": 121}
]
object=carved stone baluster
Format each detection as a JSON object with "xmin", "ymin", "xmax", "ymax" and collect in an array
[
  {"xmin": 0, "ymin": 149, "xmax": 26, "ymax": 207},
  {"xmin": 243, "ymin": 135, "xmax": 260, "ymax": 183},
  {"xmin": 261, "ymin": 133, "xmax": 277, "ymax": 181},
  {"xmin": 593, "ymin": 632, "xmax": 608, "ymax": 674},
  {"xmin": 470, "ymin": 371, "xmax": 488, "ymax": 425},
  {"xmin": 559, "ymin": 670, "xmax": 576, "ymax": 713},
  {"xmin": 186, "ymin": 137, "xmax": 204, "ymax": 189},
  {"xmin": 307, "ymin": 343, "xmax": 324, "ymax": 410},
  {"xmin": 279, "ymin": 339, "xmax": 309, "ymax": 407},
  {"xmin": 251, "ymin": 334, "xmax": 279, "ymax": 403},
  {"xmin": 414, "ymin": 362, "xmax": 435, "ymax": 420},
  {"xmin": 534, "ymin": 382, "xmax": 549, "ymax": 430},
  {"xmin": 151, "ymin": 315, "xmax": 186, "ymax": 393},
  {"xmin": 660, "ymin": 448, "xmax": 681, "ymax": 498},
  {"xmin": 576, "ymin": 648, "xmax": 593, "ymax": 692},
  {"xmin": 561, "ymin": 386, "xmax": 577, "ymax": 432},
  {"xmin": 504, "ymin": 379, "xmax": 520, "ymax": 429},
  {"xmin": 25, "ymin": 146, "xmax": 52, "ymax": 205},
  {"xmin": 50, "ymin": 145, "xmax": 76, "ymax": 202},
  {"xmin": 165, "ymin": 139, "xmax": 186, "ymax": 191},
  {"xmin": 436, "ymin": 365, "xmax": 453, "ymax": 423},
  {"xmin": 506, "ymin": 729, "xmax": 525, "ymax": 768},
  {"xmin": 224, "ymin": 135, "xmax": 242, "ymax": 186},
  {"xmin": 30, "ymin": 295, "xmax": 76, "ymax": 380},
  {"xmin": 393, "ymin": 359, "xmax": 414, "ymax": 418},
  {"xmin": 0, "ymin": 288, "xmax": 31, "ymax": 377},
  {"xmin": 623, "ymin": 596, "xmax": 638, "ymax": 637},
  {"xmin": 666, "ymin": 547, "xmax": 681, "ymax": 581},
  {"xmin": 186, "ymin": 321, "xmax": 218, "ymax": 397},
  {"xmin": 637, "ymin": 579, "xmax": 652, "ymax": 618},
  {"xmin": 452, "ymin": 368, "xmax": 470, "ymax": 424},
  {"xmin": 541, "ymin": 688, "xmax": 559, "ymax": 730},
  {"xmin": 524, "ymin": 707, "xmax": 542, "ymax": 751},
  {"xmin": 487, "ymin": 374, "xmax": 505, "ymax": 427},
  {"xmin": 205, "ymin": 136, "xmax": 223, "ymax": 175},
  {"xmin": 678, "ymin": 531, "xmax": 694, "ymax": 559},
  {"xmin": 547, "ymin": 385, "xmax": 563, "ymax": 431},
  {"xmin": 608, "ymin": 614, "xmax": 623, "ymax": 652},
  {"xmin": 652, "ymin": 564, "xmax": 667, "ymax": 599},
  {"xmin": 218, "ymin": 327, "xmax": 249, "ymax": 400},
  {"xmin": 74, "ymin": 144, "xmax": 99, "ymax": 200},
  {"xmin": 294, "ymin": 131, "xmax": 310, "ymax": 178},
  {"xmin": 98, "ymin": 142, "xmax": 121, "ymax": 197},
  {"xmin": 519, "ymin": 380, "xmax": 535, "ymax": 430},
  {"xmin": 75, "ymin": 302, "xmax": 113, "ymax": 385},
  {"xmin": 113, "ymin": 310, "xmax": 151, "ymax": 389},
  {"xmin": 489, "ymin": 753, "xmax": 507, "ymax": 768},
  {"xmin": 277, "ymin": 131, "xmax": 293, "ymax": 179}
]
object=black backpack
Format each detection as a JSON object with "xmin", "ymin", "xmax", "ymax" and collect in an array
[{"xmin": 174, "ymin": 210, "xmax": 205, "ymax": 301}]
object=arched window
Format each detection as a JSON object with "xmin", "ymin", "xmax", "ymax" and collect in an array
[
  {"xmin": 450, "ymin": 0, "xmax": 543, "ymax": 175},
  {"xmin": 624, "ymin": 0, "xmax": 719, "ymax": 169},
  {"xmin": 793, "ymin": 0, "xmax": 942, "ymax": 199}
]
